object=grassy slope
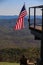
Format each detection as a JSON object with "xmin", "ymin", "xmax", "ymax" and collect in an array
[{"xmin": 0, "ymin": 62, "xmax": 20, "ymax": 65}]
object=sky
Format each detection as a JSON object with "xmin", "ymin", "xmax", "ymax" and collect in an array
[{"xmin": 0, "ymin": 0, "xmax": 43, "ymax": 15}]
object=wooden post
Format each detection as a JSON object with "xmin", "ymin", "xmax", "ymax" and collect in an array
[
  {"xmin": 41, "ymin": 8, "xmax": 43, "ymax": 65},
  {"xmin": 34, "ymin": 8, "xmax": 36, "ymax": 28}
]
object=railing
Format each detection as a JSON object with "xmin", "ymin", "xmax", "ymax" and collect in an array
[{"xmin": 28, "ymin": 6, "xmax": 43, "ymax": 31}]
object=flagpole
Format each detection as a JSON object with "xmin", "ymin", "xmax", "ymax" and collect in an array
[
  {"xmin": 24, "ymin": 2, "xmax": 25, "ymax": 7},
  {"xmin": 24, "ymin": 2, "xmax": 25, "ymax": 5}
]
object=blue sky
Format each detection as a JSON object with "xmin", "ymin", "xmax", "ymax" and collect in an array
[{"xmin": 0, "ymin": 0, "xmax": 43, "ymax": 15}]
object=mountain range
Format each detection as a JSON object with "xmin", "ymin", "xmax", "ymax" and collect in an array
[{"xmin": 0, "ymin": 15, "xmax": 42, "ymax": 19}]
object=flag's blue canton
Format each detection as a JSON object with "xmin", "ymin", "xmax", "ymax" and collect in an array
[{"xmin": 20, "ymin": 4, "xmax": 26, "ymax": 14}]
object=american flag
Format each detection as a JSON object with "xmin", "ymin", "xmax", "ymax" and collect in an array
[{"xmin": 14, "ymin": 4, "xmax": 27, "ymax": 30}]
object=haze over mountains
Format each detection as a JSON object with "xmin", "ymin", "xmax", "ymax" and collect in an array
[
  {"xmin": 0, "ymin": 15, "xmax": 42, "ymax": 19},
  {"xmin": 0, "ymin": 15, "xmax": 41, "ymax": 49}
]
